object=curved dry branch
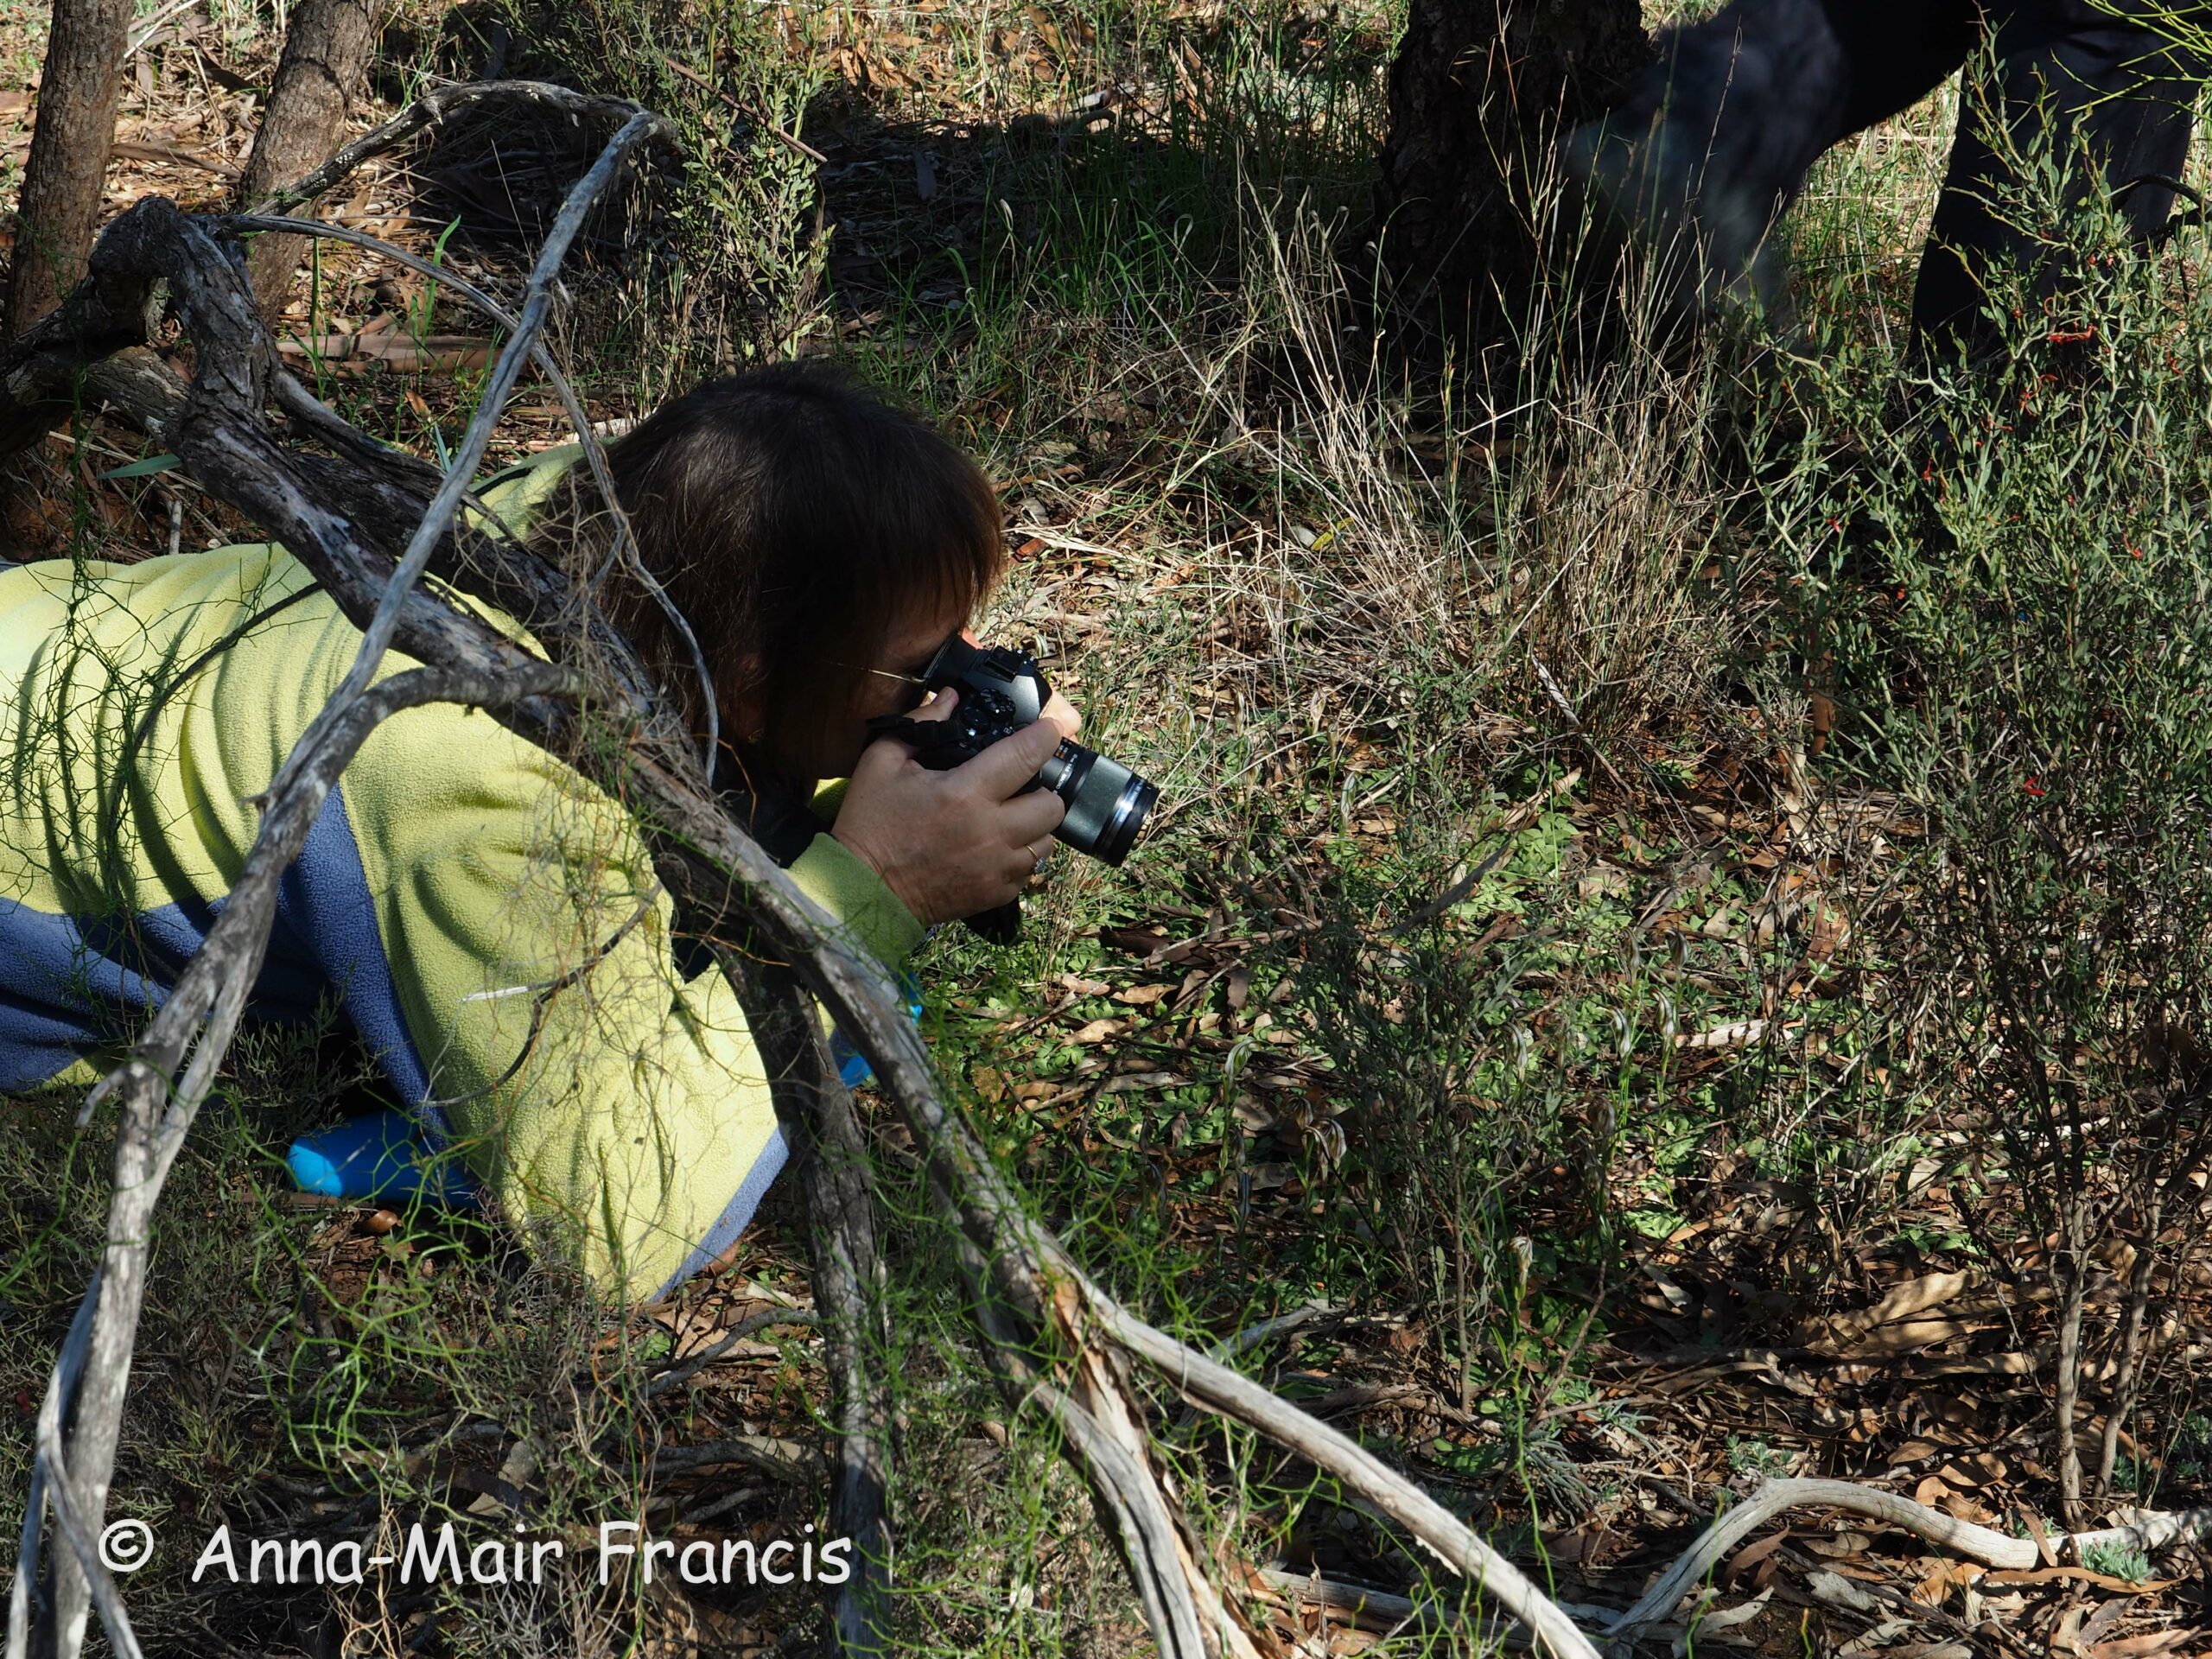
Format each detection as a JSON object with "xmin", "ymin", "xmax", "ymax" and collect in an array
[
  {"xmin": 281, "ymin": 105, "xmax": 661, "ymax": 778},
  {"xmin": 1607, "ymin": 1477, "xmax": 2212, "ymax": 1639},
  {"xmin": 950, "ymin": 1235, "xmax": 1224, "ymax": 1659},
  {"xmin": 4, "ymin": 1278, "xmax": 95, "ymax": 1656},
  {"xmin": 32, "ymin": 1381, "xmax": 147, "ymax": 1659},
  {"xmin": 1083, "ymin": 1281, "xmax": 1601, "ymax": 1659},
  {"xmin": 644, "ymin": 1308, "xmax": 825, "ymax": 1401},
  {"xmin": 232, "ymin": 211, "xmax": 721, "ymax": 769}
]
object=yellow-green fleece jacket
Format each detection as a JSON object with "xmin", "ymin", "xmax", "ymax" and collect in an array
[{"xmin": 0, "ymin": 448, "xmax": 923, "ymax": 1300}]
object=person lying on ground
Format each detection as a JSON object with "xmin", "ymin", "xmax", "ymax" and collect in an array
[
  {"xmin": 1567, "ymin": 0, "xmax": 2209, "ymax": 351},
  {"xmin": 0, "ymin": 361, "xmax": 1077, "ymax": 1301}
]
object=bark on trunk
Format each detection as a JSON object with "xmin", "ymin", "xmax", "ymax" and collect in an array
[
  {"xmin": 1376, "ymin": 0, "xmax": 1647, "ymax": 347},
  {"xmin": 3, "ymin": 0, "xmax": 133, "ymax": 336},
  {"xmin": 235, "ymin": 0, "xmax": 380, "ymax": 323}
]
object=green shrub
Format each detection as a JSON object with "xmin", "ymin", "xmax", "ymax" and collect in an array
[{"xmin": 1759, "ymin": 110, "xmax": 2212, "ymax": 1503}]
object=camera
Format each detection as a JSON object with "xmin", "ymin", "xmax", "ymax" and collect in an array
[{"xmin": 867, "ymin": 634, "xmax": 1158, "ymax": 868}]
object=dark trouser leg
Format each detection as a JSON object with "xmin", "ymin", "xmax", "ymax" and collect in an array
[
  {"xmin": 1914, "ymin": 0, "xmax": 2208, "ymax": 349},
  {"xmin": 1613, "ymin": 0, "xmax": 1980, "ymax": 228},
  {"xmin": 1577, "ymin": 0, "xmax": 1980, "ymax": 313}
]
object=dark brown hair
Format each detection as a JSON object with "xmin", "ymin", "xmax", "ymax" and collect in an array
[{"xmin": 574, "ymin": 362, "xmax": 1005, "ymax": 783}]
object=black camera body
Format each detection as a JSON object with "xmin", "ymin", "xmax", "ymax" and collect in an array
[{"xmin": 867, "ymin": 634, "xmax": 1158, "ymax": 939}]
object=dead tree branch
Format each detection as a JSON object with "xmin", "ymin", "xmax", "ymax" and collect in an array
[
  {"xmin": 1604, "ymin": 1478, "xmax": 2212, "ymax": 1643},
  {"xmin": 251, "ymin": 79, "xmax": 659, "ymax": 219}
]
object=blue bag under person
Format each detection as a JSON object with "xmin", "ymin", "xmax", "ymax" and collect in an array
[{"xmin": 286, "ymin": 1109, "xmax": 480, "ymax": 1209}]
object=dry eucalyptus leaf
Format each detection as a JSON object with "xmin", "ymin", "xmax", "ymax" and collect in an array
[
  {"xmin": 1723, "ymin": 1529, "xmax": 1790, "ymax": 1579},
  {"xmin": 1911, "ymin": 1559, "xmax": 1983, "ymax": 1605},
  {"xmin": 2075, "ymin": 1600, "xmax": 2132, "ymax": 1655},
  {"xmin": 2088, "ymin": 1631, "xmax": 2198, "ymax": 1659},
  {"xmin": 1988, "ymin": 1567, "xmax": 2180, "ymax": 1594},
  {"xmin": 1939, "ymin": 1491, "xmax": 1996, "ymax": 1526},
  {"xmin": 1802, "ymin": 1530, "xmax": 1877, "ymax": 1559},
  {"xmin": 1115, "ymin": 983, "xmax": 1173, "ymax": 1006},
  {"xmin": 1806, "ymin": 898, "xmax": 1852, "ymax": 960}
]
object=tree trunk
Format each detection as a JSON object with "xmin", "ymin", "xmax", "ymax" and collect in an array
[
  {"xmin": 3, "ymin": 0, "xmax": 132, "ymax": 336},
  {"xmin": 1376, "ymin": 0, "xmax": 1647, "ymax": 348},
  {"xmin": 235, "ymin": 0, "xmax": 380, "ymax": 324}
]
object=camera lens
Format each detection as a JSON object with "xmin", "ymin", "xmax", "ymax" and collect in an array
[{"xmin": 1038, "ymin": 741, "xmax": 1158, "ymax": 867}]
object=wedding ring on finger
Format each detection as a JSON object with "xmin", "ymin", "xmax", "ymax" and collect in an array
[{"xmin": 1031, "ymin": 844, "xmax": 1052, "ymax": 877}]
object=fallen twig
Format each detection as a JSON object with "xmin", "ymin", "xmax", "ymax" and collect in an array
[
  {"xmin": 1605, "ymin": 1477, "xmax": 2212, "ymax": 1641},
  {"xmin": 276, "ymin": 327, "xmax": 493, "ymax": 372},
  {"xmin": 649, "ymin": 1438, "xmax": 821, "ymax": 1482},
  {"xmin": 1210, "ymin": 1300, "xmax": 1343, "ymax": 1363},
  {"xmin": 111, "ymin": 138, "xmax": 241, "ymax": 178}
]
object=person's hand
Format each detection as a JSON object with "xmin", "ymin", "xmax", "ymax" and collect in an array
[{"xmin": 832, "ymin": 690, "xmax": 1069, "ymax": 925}]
